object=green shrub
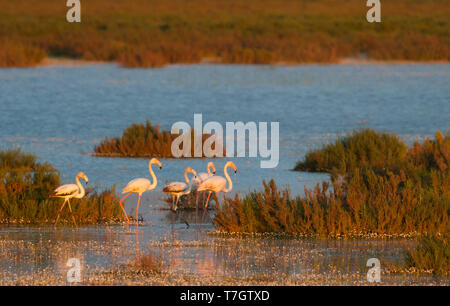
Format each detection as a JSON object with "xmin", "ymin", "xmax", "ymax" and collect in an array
[{"xmin": 294, "ymin": 129, "xmax": 408, "ymax": 173}]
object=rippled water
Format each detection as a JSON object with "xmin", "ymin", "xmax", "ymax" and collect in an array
[{"xmin": 0, "ymin": 63, "xmax": 449, "ymax": 284}]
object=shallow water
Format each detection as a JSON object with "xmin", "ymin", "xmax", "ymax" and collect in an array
[{"xmin": 0, "ymin": 63, "xmax": 449, "ymax": 284}]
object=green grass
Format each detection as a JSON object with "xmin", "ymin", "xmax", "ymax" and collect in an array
[
  {"xmin": 0, "ymin": 0, "xmax": 449, "ymax": 67},
  {"xmin": 0, "ymin": 148, "xmax": 124, "ymax": 224}
]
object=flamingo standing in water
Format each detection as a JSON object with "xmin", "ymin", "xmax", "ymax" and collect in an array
[
  {"xmin": 119, "ymin": 158, "xmax": 162, "ymax": 226},
  {"xmin": 51, "ymin": 172, "xmax": 89, "ymax": 227},
  {"xmin": 191, "ymin": 162, "xmax": 216, "ymax": 207},
  {"xmin": 163, "ymin": 167, "xmax": 197, "ymax": 211},
  {"xmin": 197, "ymin": 161, "xmax": 237, "ymax": 220}
]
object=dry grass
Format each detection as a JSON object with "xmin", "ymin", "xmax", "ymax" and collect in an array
[
  {"xmin": 127, "ymin": 251, "xmax": 167, "ymax": 275},
  {"xmin": 0, "ymin": 0, "xmax": 449, "ymax": 67}
]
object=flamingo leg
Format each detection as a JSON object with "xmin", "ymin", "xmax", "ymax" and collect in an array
[
  {"xmin": 195, "ymin": 192, "xmax": 199, "ymax": 213},
  {"xmin": 136, "ymin": 194, "xmax": 141, "ymax": 224},
  {"xmin": 201, "ymin": 191, "xmax": 212, "ymax": 223},
  {"xmin": 171, "ymin": 195, "xmax": 175, "ymax": 210},
  {"xmin": 55, "ymin": 198, "xmax": 67, "ymax": 226},
  {"xmin": 216, "ymin": 192, "xmax": 220, "ymax": 208},
  {"xmin": 170, "ymin": 196, "xmax": 190, "ymax": 228},
  {"xmin": 119, "ymin": 192, "xmax": 131, "ymax": 226},
  {"xmin": 195, "ymin": 191, "xmax": 198, "ymax": 217},
  {"xmin": 67, "ymin": 199, "xmax": 77, "ymax": 227},
  {"xmin": 174, "ymin": 196, "xmax": 180, "ymax": 211}
]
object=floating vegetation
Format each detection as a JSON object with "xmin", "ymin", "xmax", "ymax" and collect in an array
[
  {"xmin": 215, "ymin": 131, "xmax": 449, "ymax": 236},
  {"xmin": 0, "ymin": 149, "xmax": 124, "ymax": 224},
  {"xmin": 93, "ymin": 120, "xmax": 223, "ymax": 158}
]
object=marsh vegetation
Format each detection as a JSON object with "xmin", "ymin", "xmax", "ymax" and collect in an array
[
  {"xmin": 93, "ymin": 120, "xmax": 222, "ymax": 158},
  {"xmin": 215, "ymin": 130, "xmax": 449, "ymax": 237},
  {"xmin": 1, "ymin": 0, "xmax": 449, "ymax": 67},
  {"xmin": 0, "ymin": 149, "xmax": 124, "ymax": 224}
]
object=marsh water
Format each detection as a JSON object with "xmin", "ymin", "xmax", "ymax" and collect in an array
[{"xmin": 0, "ymin": 63, "xmax": 449, "ymax": 284}]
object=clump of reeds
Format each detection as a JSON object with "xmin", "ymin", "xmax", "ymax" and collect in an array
[
  {"xmin": 404, "ymin": 234, "xmax": 449, "ymax": 276},
  {"xmin": 0, "ymin": 148, "xmax": 124, "ymax": 224},
  {"xmin": 93, "ymin": 120, "xmax": 224, "ymax": 158},
  {"xmin": 294, "ymin": 129, "xmax": 409, "ymax": 173},
  {"xmin": 215, "ymin": 131, "xmax": 449, "ymax": 236}
]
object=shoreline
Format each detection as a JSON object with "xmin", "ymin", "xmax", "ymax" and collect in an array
[{"xmin": 35, "ymin": 56, "xmax": 449, "ymax": 68}]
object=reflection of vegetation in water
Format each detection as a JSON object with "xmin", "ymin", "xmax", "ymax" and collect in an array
[
  {"xmin": 0, "ymin": 149, "xmax": 124, "ymax": 224},
  {"xmin": 93, "ymin": 120, "xmax": 222, "ymax": 158},
  {"xmin": 0, "ymin": 0, "xmax": 449, "ymax": 67},
  {"xmin": 215, "ymin": 130, "xmax": 449, "ymax": 236}
]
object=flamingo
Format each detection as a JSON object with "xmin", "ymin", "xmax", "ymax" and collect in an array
[
  {"xmin": 163, "ymin": 167, "xmax": 197, "ymax": 211},
  {"xmin": 197, "ymin": 161, "xmax": 237, "ymax": 220},
  {"xmin": 51, "ymin": 172, "xmax": 89, "ymax": 227},
  {"xmin": 119, "ymin": 158, "xmax": 162, "ymax": 226},
  {"xmin": 191, "ymin": 162, "xmax": 216, "ymax": 207}
]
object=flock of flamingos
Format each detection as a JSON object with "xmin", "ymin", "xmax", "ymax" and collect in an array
[{"xmin": 51, "ymin": 158, "xmax": 237, "ymax": 227}]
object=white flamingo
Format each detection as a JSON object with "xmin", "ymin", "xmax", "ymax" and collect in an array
[
  {"xmin": 51, "ymin": 172, "xmax": 89, "ymax": 226},
  {"xmin": 163, "ymin": 167, "xmax": 197, "ymax": 211},
  {"xmin": 119, "ymin": 158, "xmax": 162, "ymax": 226},
  {"xmin": 197, "ymin": 161, "xmax": 237, "ymax": 220},
  {"xmin": 191, "ymin": 162, "xmax": 216, "ymax": 206}
]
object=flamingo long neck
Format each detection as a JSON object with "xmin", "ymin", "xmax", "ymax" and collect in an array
[
  {"xmin": 223, "ymin": 164, "xmax": 233, "ymax": 193},
  {"xmin": 184, "ymin": 171, "xmax": 191, "ymax": 184},
  {"xmin": 148, "ymin": 162, "xmax": 157, "ymax": 190},
  {"xmin": 75, "ymin": 176, "xmax": 85, "ymax": 199},
  {"xmin": 207, "ymin": 165, "xmax": 213, "ymax": 176}
]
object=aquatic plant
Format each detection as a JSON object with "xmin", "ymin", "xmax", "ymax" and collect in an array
[
  {"xmin": 0, "ymin": 148, "xmax": 124, "ymax": 223},
  {"xmin": 129, "ymin": 252, "xmax": 167, "ymax": 275},
  {"xmin": 0, "ymin": 0, "xmax": 448, "ymax": 67},
  {"xmin": 404, "ymin": 234, "xmax": 449, "ymax": 276},
  {"xmin": 93, "ymin": 120, "xmax": 223, "ymax": 158},
  {"xmin": 216, "ymin": 131, "xmax": 449, "ymax": 236}
]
